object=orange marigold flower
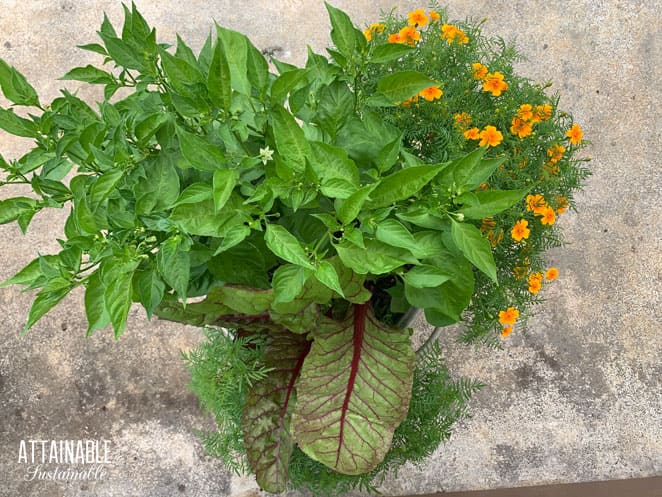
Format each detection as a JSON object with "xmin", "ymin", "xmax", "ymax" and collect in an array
[
  {"xmin": 441, "ymin": 23, "xmax": 469, "ymax": 44},
  {"xmin": 464, "ymin": 127, "xmax": 480, "ymax": 140},
  {"xmin": 517, "ymin": 104, "xmax": 534, "ymax": 122},
  {"xmin": 547, "ymin": 143, "xmax": 566, "ymax": 163},
  {"xmin": 501, "ymin": 326, "xmax": 513, "ymax": 338},
  {"xmin": 555, "ymin": 195, "xmax": 569, "ymax": 214},
  {"xmin": 528, "ymin": 272, "xmax": 543, "ymax": 294},
  {"xmin": 531, "ymin": 105, "xmax": 549, "ymax": 123},
  {"xmin": 511, "ymin": 219, "xmax": 530, "ymax": 242},
  {"xmin": 478, "ymin": 125, "xmax": 503, "ymax": 148},
  {"xmin": 365, "ymin": 23, "xmax": 386, "ymax": 41},
  {"xmin": 526, "ymin": 194, "xmax": 547, "ymax": 215},
  {"xmin": 482, "ymin": 72, "xmax": 508, "ymax": 96},
  {"xmin": 429, "ymin": 9, "xmax": 440, "ymax": 21},
  {"xmin": 499, "ymin": 307, "xmax": 520, "ymax": 326},
  {"xmin": 540, "ymin": 206, "xmax": 556, "ymax": 225},
  {"xmin": 388, "ymin": 32, "xmax": 405, "ymax": 44},
  {"xmin": 528, "ymin": 279, "xmax": 542, "ymax": 295},
  {"xmin": 566, "ymin": 123, "xmax": 583, "ymax": 144},
  {"xmin": 399, "ymin": 26, "xmax": 421, "ymax": 45},
  {"xmin": 546, "ymin": 267, "xmax": 559, "ymax": 281},
  {"xmin": 419, "ymin": 85, "xmax": 443, "ymax": 101},
  {"xmin": 510, "ymin": 117, "xmax": 533, "ymax": 138},
  {"xmin": 454, "ymin": 112, "xmax": 472, "ymax": 128},
  {"xmin": 534, "ymin": 103, "xmax": 553, "ymax": 122},
  {"xmin": 408, "ymin": 9, "xmax": 429, "ymax": 27},
  {"xmin": 472, "ymin": 62, "xmax": 488, "ymax": 80}
]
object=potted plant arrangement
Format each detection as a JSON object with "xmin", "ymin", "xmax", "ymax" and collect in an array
[{"xmin": 0, "ymin": 2, "xmax": 588, "ymax": 494}]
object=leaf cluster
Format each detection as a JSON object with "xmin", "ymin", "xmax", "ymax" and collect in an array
[{"xmin": 0, "ymin": 1, "xmax": 590, "ymax": 494}]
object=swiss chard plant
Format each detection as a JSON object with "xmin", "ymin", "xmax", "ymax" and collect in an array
[{"xmin": 0, "ymin": 2, "xmax": 588, "ymax": 494}]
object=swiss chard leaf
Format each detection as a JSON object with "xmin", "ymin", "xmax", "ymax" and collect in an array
[
  {"xmin": 242, "ymin": 332, "xmax": 312, "ymax": 493},
  {"xmin": 292, "ymin": 303, "xmax": 415, "ymax": 474}
]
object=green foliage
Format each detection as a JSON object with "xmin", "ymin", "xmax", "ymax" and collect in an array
[
  {"xmin": 286, "ymin": 341, "xmax": 483, "ymax": 495},
  {"xmin": 182, "ymin": 328, "xmax": 271, "ymax": 475},
  {"xmin": 0, "ymin": 1, "xmax": 588, "ymax": 493},
  {"xmin": 361, "ymin": 3, "xmax": 590, "ymax": 343}
]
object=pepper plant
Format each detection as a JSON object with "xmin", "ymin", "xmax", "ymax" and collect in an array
[{"xmin": 0, "ymin": 2, "xmax": 588, "ymax": 494}]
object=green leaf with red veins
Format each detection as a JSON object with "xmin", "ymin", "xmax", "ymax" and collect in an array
[
  {"xmin": 326, "ymin": 256, "xmax": 370, "ymax": 303},
  {"xmin": 154, "ymin": 285, "xmax": 274, "ymax": 331},
  {"xmin": 242, "ymin": 331, "xmax": 312, "ymax": 493},
  {"xmin": 291, "ymin": 303, "xmax": 415, "ymax": 475}
]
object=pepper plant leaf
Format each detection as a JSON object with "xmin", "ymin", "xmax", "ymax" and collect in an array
[
  {"xmin": 0, "ymin": 59, "xmax": 40, "ymax": 106},
  {"xmin": 207, "ymin": 39, "xmax": 232, "ymax": 111},
  {"xmin": 456, "ymin": 188, "xmax": 530, "ymax": 219},
  {"xmin": 292, "ymin": 303, "xmax": 415, "ymax": 474},
  {"xmin": 451, "ymin": 220, "xmax": 498, "ymax": 284},
  {"xmin": 270, "ymin": 105, "xmax": 310, "ymax": 174},
  {"xmin": 366, "ymin": 163, "xmax": 447, "ymax": 209},
  {"xmin": 265, "ymin": 224, "xmax": 314, "ymax": 269},
  {"xmin": 374, "ymin": 71, "xmax": 438, "ymax": 105},
  {"xmin": 324, "ymin": 2, "xmax": 365, "ymax": 61}
]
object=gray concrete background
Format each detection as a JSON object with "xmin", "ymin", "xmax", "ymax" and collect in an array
[{"xmin": 0, "ymin": 0, "xmax": 660, "ymax": 496}]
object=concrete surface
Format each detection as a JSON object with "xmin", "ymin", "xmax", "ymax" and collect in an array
[{"xmin": 0, "ymin": 0, "xmax": 660, "ymax": 496}]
